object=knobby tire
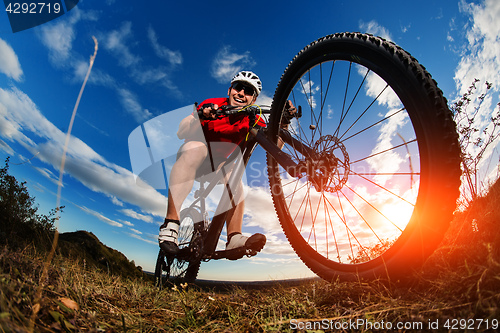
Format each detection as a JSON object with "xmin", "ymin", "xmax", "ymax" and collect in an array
[{"xmin": 267, "ymin": 33, "xmax": 461, "ymax": 281}]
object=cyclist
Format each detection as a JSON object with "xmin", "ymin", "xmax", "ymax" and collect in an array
[{"xmin": 158, "ymin": 71, "xmax": 269, "ymax": 256}]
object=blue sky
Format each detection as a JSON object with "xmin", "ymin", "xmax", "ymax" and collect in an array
[{"xmin": 1, "ymin": 0, "xmax": 499, "ymax": 281}]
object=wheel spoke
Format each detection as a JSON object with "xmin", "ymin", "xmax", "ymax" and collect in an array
[
  {"xmin": 339, "ymin": 107, "xmax": 406, "ymax": 144},
  {"xmin": 350, "ymin": 139, "xmax": 418, "ymax": 165},
  {"xmin": 273, "ymin": 56, "xmax": 419, "ymax": 265},
  {"xmin": 267, "ymin": 33, "xmax": 459, "ymax": 280}
]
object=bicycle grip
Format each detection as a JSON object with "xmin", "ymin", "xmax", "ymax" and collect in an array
[{"xmin": 198, "ymin": 103, "xmax": 218, "ymax": 119}]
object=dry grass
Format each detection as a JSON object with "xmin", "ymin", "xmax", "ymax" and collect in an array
[
  {"xmin": 1, "ymin": 245, "xmax": 499, "ymax": 331},
  {"xmin": 1, "ymin": 181, "xmax": 500, "ymax": 332}
]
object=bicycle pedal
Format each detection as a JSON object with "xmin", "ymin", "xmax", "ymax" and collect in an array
[
  {"xmin": 245, "ymin": 248, "xmax": 259, "ymax": 257},
  {"xmin": 213, "ymin": 247, "xmax": 246, "ymax": 260},
  {"xmin": 159, "ymin": 241, "xmax": 179, "ymax": 256},
  {"xmin": 245, "ymin": 233, "xmax": 266, "ymax": 252},
  {"xmin": 226, "ymin": 247, "xmax": 247, "ymax": 260}
]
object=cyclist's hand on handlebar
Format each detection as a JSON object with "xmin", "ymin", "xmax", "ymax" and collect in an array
[
  {"xmin": 286, "ymin": 100, "xmax": 297, "ymax": 116},
  {"xmin": 198, "ymin": 103, "xmax": 219, "ymax": 120},
  {"xmin": 281, "ymin": 100, "xmax": 297, "ymax": 126}
]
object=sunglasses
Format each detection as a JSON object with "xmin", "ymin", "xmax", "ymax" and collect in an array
[{"xmin": 231, "ymin": 82, "xmax": 255, "ymax": 96}]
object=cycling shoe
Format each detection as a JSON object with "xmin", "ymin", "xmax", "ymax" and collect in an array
[
  {"xmin": 159, "ymin": 219, "xmax": 180, "ymax": 255},
  {"xmin": 226, "ymin": 233, "xmax": 266, "ymax": 252},
  {"xmin": 159, "ymin": 240, "xmax": 179, "ymax": 255}
]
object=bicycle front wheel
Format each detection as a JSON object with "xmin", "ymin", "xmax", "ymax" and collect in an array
[{"xmin": 267, "ymin": 33, "xmax": 461, "ymax": 281}]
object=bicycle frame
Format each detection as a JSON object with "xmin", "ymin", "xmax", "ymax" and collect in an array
[
  {"xmin": 200, "ymin": 138, "xmax": 254, "ymax": 257},
  {"xmin": 155, "ymin": 32, "xmax": 462, "ymax": 284},
  {"xmin": 184, "ymin": 109, "xmax": 305, "ymax": 260}
]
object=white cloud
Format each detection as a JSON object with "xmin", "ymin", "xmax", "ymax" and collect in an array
[
  {"xmin": 129, "ymin": 228, "xmax": 142, "ymax": 234},
  {"xmin": 39, "ymin": 18, "xmax": 75, "ymax": 62},
  {"xmin": 298, "ymin": 79, "xmax": 320, "ymax": 108},
  {"xmin": 367, "ymin": 109, "xmax": 409, "ymax": 186},
  {"xmin": 120, "ymin": 208, "xmax": 154, "ymax": 223},
  {"xmin": 243, "ymin": 186, "xmax": 282, "ymax": 233},
  {"xmin": 0, "ymin": 38, "xmax": 23, "ymax": 81},
  {"xmin": 37, "ymin": 15, "xmax": 156, "ymax": 124},
  {"xmin": 127, "ymin": 231, "xmax": 157, "ymax": 245},
  {"xmin": 255, "ymin": 92, "xmax": 273, "ymax": 106},
  {"xmin": 73, "ymin": 59, "xmax": 115, "ymax": 87},
  {"xmin": 110, "ymin": 196, "xmax": 124, "ymax": 207},
  {"xmin": 33, "ymin": 166, "xmax": 59, "ymax": 185},
  {"xmin": 116, "ymin": 88, "xmax": 152, "ymax": 123},
  {"xmin": 454, "ymin": 0, "xmax": 500, "ymax": 187},
  {"xmin": 211, "ymin": 46, "xmax": 256, "ymax": 83},
  {"xmin": 133, "ymin": 69, "xmax": 167, "ymax": 85},
  {"xmin": 362, "ymin": 69, "xmax": 400, "ymax": 108},
  {"xmin": 119, "ymin": 219, "xmax": 134, "ymax": 227},
  {"xmin": 240, "ymin": 184, "xmax": 300, "ymax": 257},
  {"xmin": 77, "ymin": 205, "xmax": 123, "ymax": 227},
  {"xmin": 359, "ymin": 20, "xmax": 393, "ymax": 41},
  {"xmin": 147, "ymin": 26, "xmax": 182, "ymax": 66},
  {"xmin": 38, "ymin": 7, "xmax": 97, "ymax": 64},
  {"xmin": 38, "ymin": 16, "xmax": 182, "ymax": 122},
  {"xmin": 0, "ymin": 139, "xmax": 14, "ymax": 155},
  {"xmin": 37, "ymin": 13, "xmax": 177, "ymax": 121},
  {"xmin": 455, "ymin": 0, "xmax": 500, "ymax": 93},
  {"xmin": 401, "ymin": 23, "xmax": 411, "ymax": 34},
  {"xmin": 0, "ymin": 87, "xmax": 51, "ymax": 146},
  {"xmin": 103, "ymin": 21, "xmax": 140, "ymax": 68},
  {"xmin": 99, "ymin": 23, "xmax": 183, "ymax": 101},
  {"xmin": 0, "ymin": 86, "xmax": 167, "ymax": 218}
]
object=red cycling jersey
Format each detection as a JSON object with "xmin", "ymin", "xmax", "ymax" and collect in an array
[{"xmin": 196, "ymin": 97, "xmax": 266, "ymax": 157}]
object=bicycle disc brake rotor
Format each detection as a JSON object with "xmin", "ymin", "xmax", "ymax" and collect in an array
[{"xmin": 305, "ymin": 135, "xmax": 350, "ymax": 193}]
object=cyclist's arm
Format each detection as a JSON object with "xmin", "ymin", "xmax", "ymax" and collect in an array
[
  {"xmin": 177, "ymin": 113, "xmax": 202, "ymax": 140},
  {"xmin": 177, "ymin": 104, "xmax": 220, "ymax": 140},
  {"xmin": 278, "ymin": 101, "xmax": 297, "ymax": 148}
]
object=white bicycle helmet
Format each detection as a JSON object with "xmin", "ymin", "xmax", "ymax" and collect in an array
[{"xmin": 231, "ymin": 71, "xmax": 262, "ymax": 96}]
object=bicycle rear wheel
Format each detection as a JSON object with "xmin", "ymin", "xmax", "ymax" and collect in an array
[
  {"xmin": 154, "ymin": 208, "xmax": 203, "ymax": 288},
  {"xmin": 267, "ymin": 33, "xmax": 461, "ymax": 281}
]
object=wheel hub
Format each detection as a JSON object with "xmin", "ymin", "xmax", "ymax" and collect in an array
[{"xmin": 300, "ymin": 135, "xmax": 350, "ymax": 192}]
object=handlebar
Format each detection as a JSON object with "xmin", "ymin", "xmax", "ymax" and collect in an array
[
  {"xmin": 216, "ymin": 105, "xmax": 271, "ymax": 116},
  {"xmin": 198, "ymin": 104, "xmax": 301, "ymax": 121}
]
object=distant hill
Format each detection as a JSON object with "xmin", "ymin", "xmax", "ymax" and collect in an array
[
  {"xmin": 1, "ymin": 158, "xmax": 145, "ymax": 280},
  {"xmin": 57, "ymin": 230, "xmax": 145, "ymax": 280}
]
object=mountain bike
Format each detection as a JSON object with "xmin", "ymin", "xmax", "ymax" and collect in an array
[{"xmin": 152, "ymin": 32, "xmax": 461, "ymax": 287}]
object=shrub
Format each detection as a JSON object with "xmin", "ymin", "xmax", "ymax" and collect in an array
[
  {"xmin": 0, "ymin": 157, "xmax": 61, "ymax": 249},
  {"xmin": 451, "ymin": 79, "xmax": 500, "ymax": 209}
]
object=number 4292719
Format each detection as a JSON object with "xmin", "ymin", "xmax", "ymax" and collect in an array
[{"xmin": 5, "ymin": 2, "xmax": 61, "ymax": 14}]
